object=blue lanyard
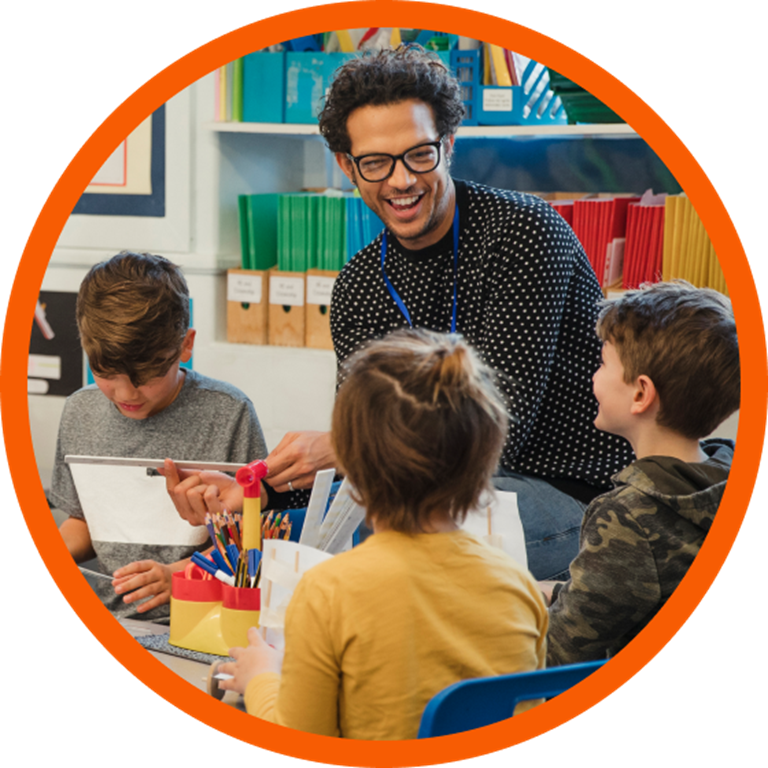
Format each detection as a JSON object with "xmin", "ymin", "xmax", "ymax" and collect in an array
[{"xmin": 380, "ymin": 205, "xmax": 460, "ymax": 333}]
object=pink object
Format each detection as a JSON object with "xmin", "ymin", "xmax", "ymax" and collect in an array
[{"xmin": 236, "ymin": 459, "xmax": 268, "ymax": 498}]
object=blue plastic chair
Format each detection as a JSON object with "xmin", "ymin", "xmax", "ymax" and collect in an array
[{"xmin": 417, "ymin": 660, "xmax": 607, "ymax": 738}]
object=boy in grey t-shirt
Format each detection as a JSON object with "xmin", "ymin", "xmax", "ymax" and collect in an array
[{"xmin": 51, "ymin": 251, "xmax": 267, "ymax": 621}]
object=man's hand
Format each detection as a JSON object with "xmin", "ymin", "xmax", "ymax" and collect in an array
[
  {"xmin": 265, "ymin": 431, "xmax": 337, "ymax": 492},
  {"xmin": 112, "ymin": 559, "xmax": 175, "ymax": 613},
  {"xmin": 161, "ymin": 459, "xmax": 244, "ymax": 526},
  {"xmin": 217, "ymin": 627, "xmax": 284, "ymax": 695}
]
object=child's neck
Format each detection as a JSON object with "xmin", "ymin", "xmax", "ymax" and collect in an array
[
  {"xmin": 371, "ymin": 513, "xmax": 459, "ymax": 534},
  {"xmin": 631, "ymin": 428, "xmax": 707, "ymax": 464}
]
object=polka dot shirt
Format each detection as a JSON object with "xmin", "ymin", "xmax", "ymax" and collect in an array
[{"xmin": 330, "ymin": 180, "xmax": 634, "ymax": 489}]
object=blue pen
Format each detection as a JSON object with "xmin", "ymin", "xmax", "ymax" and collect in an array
[
  {"xmin": 191, "ymin": 552, "xmax": 235, "ymax": 586},
  {"xmin": 210, "ymin": 548, "xmax": 234, "ymax": 577}
]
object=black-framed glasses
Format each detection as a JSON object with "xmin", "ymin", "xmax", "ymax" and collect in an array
[{"xmin": 347, "ymin": 140, "xmax": 444, "ymax": 182}]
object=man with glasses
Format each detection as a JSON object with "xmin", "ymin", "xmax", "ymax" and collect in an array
[
  {"xmin": 169, "ymin": 45, "xmax": 634, "ymax": 582},
  {"xmin": 257, "ymin": 44, "xmax": 636, "ymax": 581}
]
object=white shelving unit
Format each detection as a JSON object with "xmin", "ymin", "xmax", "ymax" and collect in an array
[{"xmin": 204, "ymin": 120, "xmax": 639, "ymax": 138}]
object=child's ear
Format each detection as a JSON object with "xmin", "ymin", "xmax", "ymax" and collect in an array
[
  {"xmin": 179, "ymin": 329, "xmax": 196, "ymax": 363},
  {"xmin": 631, "ymin": 375, "xmax": 658, "ymax": 415}
]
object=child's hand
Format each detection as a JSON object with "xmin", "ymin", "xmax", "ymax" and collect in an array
[
  {"xmin": 161, "ymin": 459, "xmax": 244, "ymax": 526},
  {"xmin": 112, "ymin": 560, "xmax": 173, "ymax": 613},
  {"xmin": 538, "ymin": 580, "xmax": 564, "ymax": 607},
  {"xmin": 218, "ymin": 628, "xmax": 283, "ymax": 695}
]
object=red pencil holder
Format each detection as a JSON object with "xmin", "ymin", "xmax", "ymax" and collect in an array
[{"xmin": 169, "ymin": 572, "xmax": 229, "ymax": 656}]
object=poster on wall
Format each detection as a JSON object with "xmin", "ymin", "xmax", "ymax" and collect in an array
[
  {"xmin": 28, "ymin": 291, "xmax": 83, "ymax": 397},
  {"xmin": 72, "ymin": 104, "xmax": 165, "ymax": 217}
]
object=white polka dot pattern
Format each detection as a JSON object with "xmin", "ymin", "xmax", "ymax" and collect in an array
[{"xmin": 330, "ymin": 180, "xmax": 634, "ymax": 488}]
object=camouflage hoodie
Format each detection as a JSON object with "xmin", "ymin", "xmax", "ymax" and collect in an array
[{"xmin": 547, "ymin": 438, "xmax": 733, "ymax": 666}]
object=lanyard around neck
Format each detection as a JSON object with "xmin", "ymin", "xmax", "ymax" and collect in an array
[{"xmin": 380, "ymin": 204, "xmax": 460, "ymax": 333}]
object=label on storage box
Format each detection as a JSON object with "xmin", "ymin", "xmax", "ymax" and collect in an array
[
  {"xmin": 227, "ymin": 273, "xmax": 262, "ymax": 303},
  {"xmin": 306, "ymin": 275, "xmax": 335, "ymax": 306},
  {"xmin": 483, "ymin": 89, "xmax": 513, "ymax": 112},
  {"xmin": 269, "ymin": 275, "xmax": 305, "ymax": 306}
]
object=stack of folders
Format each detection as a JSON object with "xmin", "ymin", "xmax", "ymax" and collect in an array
[
  {"xmin": 570, "ymin": 196, "xmax": 640, "ymax": 288},
  {"xmin": 275, "ymin": 192, "xmax": 384, "ymax": 272},
  {"xmin": 549, "ymin": 200, "xmax": 574, "ymax": 227},
  {"xmin": 622, "ymin": 195, "xmax": 666, "ymax": 290},
  {"xmin": 238, "ymin": 193, "xmax": 280, "ymax": 271},
  {"xmin": 662, "ymin": 195, "xmax": 727, "ymax": 295},
  {"xmin": 346, "ymin": 196, "xmax": 385, "ymax": 259},
  {"xmin": 622, "ymin": 192, "xmax": 727, "ymax": 293},
  {"xmin": 547, "ymin": 191, "xmax": 727, "ymax": 295}
]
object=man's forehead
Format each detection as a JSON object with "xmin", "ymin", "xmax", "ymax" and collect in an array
[{"xmin": 346, "ymin": 99, "xmax": 439, "ymax": 154}]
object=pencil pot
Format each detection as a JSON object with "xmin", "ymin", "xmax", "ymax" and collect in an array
[
  {"xmin": 169, "ymin": 572, "xmax": 230, "ymax": 656},
  {"xmin": 220, "ymin": 584, "xmax": 261, "ymax": 648}
]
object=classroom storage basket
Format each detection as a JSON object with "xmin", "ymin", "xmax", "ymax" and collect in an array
[
  {"xmin": 476, "ymin": 58, "xmax": 568, "ymax": 127},
  {"xmin": 546, "ymin": 69, "xmax": 624, "ymax": 124}
]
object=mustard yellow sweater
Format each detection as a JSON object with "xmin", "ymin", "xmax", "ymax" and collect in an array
[{"xmin": 244, "ymin": 529, "xmax": 548, "ymax": 740}]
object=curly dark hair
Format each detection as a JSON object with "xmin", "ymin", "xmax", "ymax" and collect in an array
[{"xmin": 318, "ymin": 44, "xmax": 466, "ymax": 154}]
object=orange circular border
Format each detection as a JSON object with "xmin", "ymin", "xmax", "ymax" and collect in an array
[{"xmin": 2, "ymin": 3, "xmax": 765, "ymax": 765}]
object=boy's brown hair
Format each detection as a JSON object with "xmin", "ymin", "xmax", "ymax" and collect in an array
[
  {"xmin": 331, "ymin": 329, "xmax": 508, "ymax": 533},
  {"xmin": 76, "ymin": 251, "xmax": 190, "ymax": 386},
  {"xmin": 596, "ymin": 280, "xmax": 740, "ymax": 439}
]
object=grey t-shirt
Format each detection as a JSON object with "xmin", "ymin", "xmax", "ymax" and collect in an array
[{"xmin": 49, "ymin": 369, "xmax": 267, "ymax": 620}]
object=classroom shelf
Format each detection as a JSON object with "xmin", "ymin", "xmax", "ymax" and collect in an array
[
  {"xmin": 205, "ymin": 121, "xmax": 323, "ymax": 135},
  {"xmin": 205, "ymin": 121, "xmax": 639, "ymax": 139}
]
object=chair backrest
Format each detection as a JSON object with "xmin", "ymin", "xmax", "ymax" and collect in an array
[{"xmin": 417, "ymin": 660, "xmax": 607, "ymax": 738}]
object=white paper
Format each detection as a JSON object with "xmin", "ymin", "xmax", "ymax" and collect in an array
[
  {"xmin": 299, "ymin": 468, "xmax": 335, "ymax": 548},
  {"xmin": 258, "ymin": 539, "xmax": 333, "ymax": 648},
  {"xmin": 28, "ymin": 353, "xmax": 61, "ymax": 379},
  {"xmin": 27, "ymin": 378, "xmax": 49, "ymax": 394},
  {"xmin": 68, "ymin": 463, "xmax": 209, "ymax": 546},
  {"xmin": 315, "ymin": 477, "xmax": 366, "ymax": 554},
  {"xmin": 461, "ymin": 491, "xmax": 527, "ymax": 569}
]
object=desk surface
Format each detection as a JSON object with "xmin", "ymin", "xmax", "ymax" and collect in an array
[{"xmin": 121, "ymin": 618, "xmax": 244, "ymax": 708}]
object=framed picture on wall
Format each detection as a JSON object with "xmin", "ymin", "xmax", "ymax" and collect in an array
[
  {"xmin": 72, "ymin": 105, "xmax": 165, "ymax": 217},
  {"xmin": 55, "ymin": 89, "xmax": 192, "ymax": 255}
]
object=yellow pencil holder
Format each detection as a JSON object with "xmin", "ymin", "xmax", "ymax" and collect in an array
[
  {"xmin": 169, "ymin": 572, "xmax": 230, "ymax": 657},
  {"xmin": 220, "ymin": 584, "xmax": 261, "ymax": 648}
]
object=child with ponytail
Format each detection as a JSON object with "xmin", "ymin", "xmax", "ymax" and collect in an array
[{"xmin": 218, "ymin": 329, "xmax": 548, "ymax": 740}]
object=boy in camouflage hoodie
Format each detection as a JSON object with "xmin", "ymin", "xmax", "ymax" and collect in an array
[{"xmin": 543, "ymin": 280, "xmax": 739, "ymax": 665}]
